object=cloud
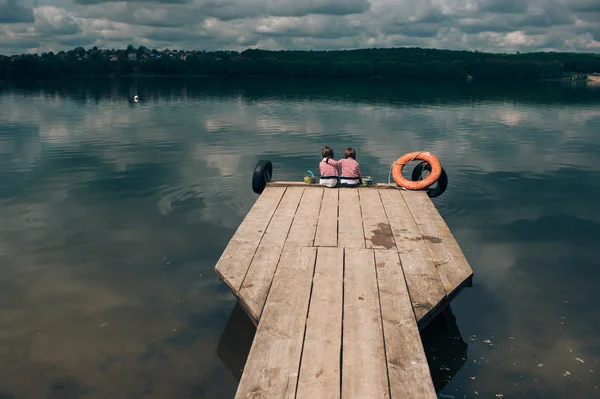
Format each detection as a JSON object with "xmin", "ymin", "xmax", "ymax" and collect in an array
[
  {"xmin": 34, "ymin": 6, "xmax": 81, "ymax": 35},
  {"xmin": 478, "ymin": 0, "xmax": 528, "ymax": 14},
  {"xmin": 1, "ymin": 0, "xmax": 600, "ymax": 54},
  {"xmin": 254, "ymin": 15, "xmax": 362, "ymax": 39},
  {"xmin": 459, "ymin": 17, "xmax": 512, "ymax": 34},
  {"xmin": 74, "ymin": 0, "xmax": 191, "ymax": 4},
  {"xmin": 0, "ymin": 0, "xmax": 34, "ymax": 24},
  {"xmin": 517, "ymin": 2, "xmax": 575, "ymax": 28},
  {"xmin": 74, "ymin": 0, "xmax": 370, "ymax": 18},
  {"xmin": 568, "ymin": 0, "xmax": 600, "ymax": 12},
  {"xmin": 384, "ymin": 22, "xmax": 441, "ymax": 38}
]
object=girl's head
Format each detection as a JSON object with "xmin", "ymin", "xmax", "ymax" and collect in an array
[
  {"xmin": 321, "ymin": 146, "xmax": 334, "ymax": 159},
  {"xmin": 344, "ymin": 147, "xmax": 357, "ymax": 159}
]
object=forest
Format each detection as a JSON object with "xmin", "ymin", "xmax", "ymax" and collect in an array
[{"xmin": 1, "ymin": 45, "xmax": 598, "ymax": 81}]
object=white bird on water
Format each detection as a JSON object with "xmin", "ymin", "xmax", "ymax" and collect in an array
[{"xmin": 133, "ymin": 95, "xmax": 139, "ymax": 102}]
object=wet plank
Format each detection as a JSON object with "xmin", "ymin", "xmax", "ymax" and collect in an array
[
  {"xmin": 401, "ymin": 191, "xmax": 473, "ymax": 295},
  {"xmin": 286, "ymin": 188, "xmax": 324, "ymax": 247},
  {"xmin": 342, "ymin": 248, "xmax": 389, "ymax": 399},
  {"xmin": 374, "ymin": 250, "xmax": 437, "ymax": 399},
  {"xmin": 359, "ymin": 188, "xmax": 395, "ymax": 250},
  {"xmin": 314, "ymin": 188, "xmax": 339, "ymax": 247},
  {"xmin": 238, "ymin": 187, "xmax": 304, "ymax": 322},
  {"xmin": 379, "ymin": 189, "xmax": 446, "ymax": 322},
  {"xmin": 214, "ymin": 186, "xmax": 286, "ymax": 291},
  {"xmin": 296, "ymin": 247, "xmax": 344, "ymax": 399},
  {"xmin": 338, "ymin": 189, "xmax": 365, "ymax": 248},
  {"xmin": 235, "ymin": 247, "xmax": 317, "ymax": 399}
]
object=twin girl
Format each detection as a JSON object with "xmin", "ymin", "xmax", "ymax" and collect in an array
[{"xmin": 319, "ymin": 146, "xmax": 362, "ymax": 188}]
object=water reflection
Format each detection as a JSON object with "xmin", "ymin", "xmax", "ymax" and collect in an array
[
  {"xmin": 216, "ymin": 304, "xmax": 256, "ymax": 382},
  {"xmin": 0, "ymin": 78, "xmax": 599, "ymax": 398},
  {"xmin": 422, "ymin": 307, "xmax": 469, "ymax": 393},
  {"xmin": 213, "ymin": 303, "xmax": 473, "ymax": 394}
]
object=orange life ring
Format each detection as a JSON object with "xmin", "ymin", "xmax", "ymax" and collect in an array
[{"xmin": 391, "ymin": 151, "xmax": 442, "ymax": 190}]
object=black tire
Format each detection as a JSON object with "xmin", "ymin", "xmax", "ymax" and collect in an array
[
  {"xmin": 252, "ymin": 160, "xmax": 273, "ymax": 194},
  {"xmin": 411, "ymin": 161, "xmax": 448, "ymax": 198}
]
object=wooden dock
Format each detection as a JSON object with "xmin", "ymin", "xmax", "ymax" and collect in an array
[{"xmin": 215, "ymin": 182, "xmax": 473, "ymax": 398}]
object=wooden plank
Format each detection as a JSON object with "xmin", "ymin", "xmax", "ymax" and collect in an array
[
  {"xmin": 285, "ymin": 187, "xmax": 324, "ymax": 247},
  {"xmin": 235, "ymin": 246, "xmax": 317, "ymax": 399},
  {"xmin": 238, "ymin": 187, "xmax": 304, "ymax": 322},
  {"xmin": 374, "ymin": 250, "xmax": 437, "ymax": 399},
  {"xmin": 401, "ymin": 191, "xmax": 473, "ymax": 295},
  {"xmin": 342, "ymin": 248, "xmax": 389, "ymax": 399},
  {"xmin": 214, "ymin": 187, "xmax": 286, "ymax": 292},
  {"xmin": 379, "ymin": 189, "xmax": 446, "ymax": 322},
  {"xmin": 314, "ymin": 188, "xmax": 339, "ymax": 247},
  {"xmin": 267, "ymin": 181, "xmax": 399, "ymax": 189},
  {"xmin": 359, "ymin": 188, "xmax": 396, "ymax": 250},
  {"xmin": 296, "ymin": 247, "xmax": 344, "ymax": 399},
  {"xmin": 338, "ymin": 190, "xmax": 365, "ymax": 248}
]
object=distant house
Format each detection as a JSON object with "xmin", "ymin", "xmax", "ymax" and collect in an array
[
  {"xmin": 128, "ymin": 52, "xmax": 137, "ymax": 61},
  {"xmin": 110, "ymin": 54, "xmax": 118, "ymax": 62}
]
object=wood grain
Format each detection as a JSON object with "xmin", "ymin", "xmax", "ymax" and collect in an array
[
  {"xmin": 379, "ymin": 189, "xmax": 446, "ymax": 322},
  {"xmin": 401, "ymin": 191, "xmax": 473, "ymax": 295},
  {"xmin": 359, "ymin": 188, "xmax": 396, "ymax": 250},
  {"xmin": 342, "ymin": 248, "xmax": 389, "ymax": 399},
  {"xmin": 214, "ymin": 186, "xmax": 286, "ymax": 291},
  {"xmin": 238, "ymin": 187, "xmax": 304, "ymax": 322},
  {"xmin": 296, "ymin": 247, "xmax": 344, "ymax": 399},
  {"xmin": 338, "ymin": 189, "xmax": 365, "ymax": 248},
  {"xmin": 314, "ymin": 188, "xmax": 339, "ymax": 247},
  {"xmin": 374, "ymin": 250, "xmax": 437, "ymax": 399},
  {"xmin": 235, "ymin": 246, "xmax": 317, "ymax": 399},
  {"xmin": 286, "ymin": 187, "xmax": 324, "ymax": 247}
]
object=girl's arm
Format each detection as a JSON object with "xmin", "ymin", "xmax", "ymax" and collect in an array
[
  {"xmin": 357, "ymin": 163, "xmax": 362, "ymax": 177},
  {"xmin": 324, "ymin": 158, "xmax": 342, "ymax": 167}
]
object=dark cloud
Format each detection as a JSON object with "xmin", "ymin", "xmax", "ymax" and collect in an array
[
  {"xmin": 574, "ymin": 10, "xmax": 600, "ymax": 22},
  {"xmin": 146, "ymin": 29, "xmax": 207, "ymax": 42},
  {"xmin": 418, "ymin": 8, "xmax": 447, "ymax": 24},
  {"xmin": 0, "ymin": 35, "xmax": 39, "ymax": 49},
  {"xmin": 298, "ymin": 0, "xmax": 370, "ymax": 16},
  {"xmin": 205, "ymin": 0, "xmax": 370, "ymax": 20},
  {"xmin": 58, "ymin": 36, "xmax": 97, "ymax": 47},
  {"xmin": 1, "ymin": 0, "xmax": 600, "ymax": 55},
  {"xmin": 74, "ymin": 0, "xmax": 369, "ymax": 18},
  {"xmin": 0, "ymin": 0, "xmax": 35, "ymax": 23},
  {"xmin": 518, "ymin": 4, "xmax": 575, "ymax": 28},
  {"xmin": 461, "ymin": 20, "xmax": 512, "ymax": 34},
  {"xmin": 78, "ymin": 5, "xmax": 203, "ymax": 28},
  {"xmin": 478, "ymin": 0, "xmax": 528, "ymax": 14},
  {"xmin": 568, "ymin": 0, "xmax": 600, "ymax": 12},
  {"xmin": 74, "ymin": 0, "xmax": 190, "ymax": 4},
  {"xmin": 385, "ymin": 23, "xmax": 441, "ymax": 38}
]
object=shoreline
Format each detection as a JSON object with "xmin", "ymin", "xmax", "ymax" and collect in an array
[{"xmin": 2, "ymin": 74, "xmax": 594, "ymax": 82}]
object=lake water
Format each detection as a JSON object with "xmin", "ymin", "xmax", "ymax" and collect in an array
[{"xmin": 1, "ymin": 78, "xmax": 599, "ymax": 399}]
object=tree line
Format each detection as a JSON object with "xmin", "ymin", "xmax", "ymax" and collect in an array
[{"xmin": 1, "ymin": 46, "xmax": 598, "ymax": 81}]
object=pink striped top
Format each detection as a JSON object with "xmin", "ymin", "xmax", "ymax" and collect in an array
[
  {"xmin": 339, "ymin": 158, "xmax": 361, "ymax": 178},
  {"xmin": 319, "ymin": 158, "xmax": 341, "ymax": 177}
]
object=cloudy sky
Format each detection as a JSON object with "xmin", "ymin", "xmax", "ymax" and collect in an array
[{"xmin": 1, "ymin": 0, "xmax": 599, "ymax": 55}]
